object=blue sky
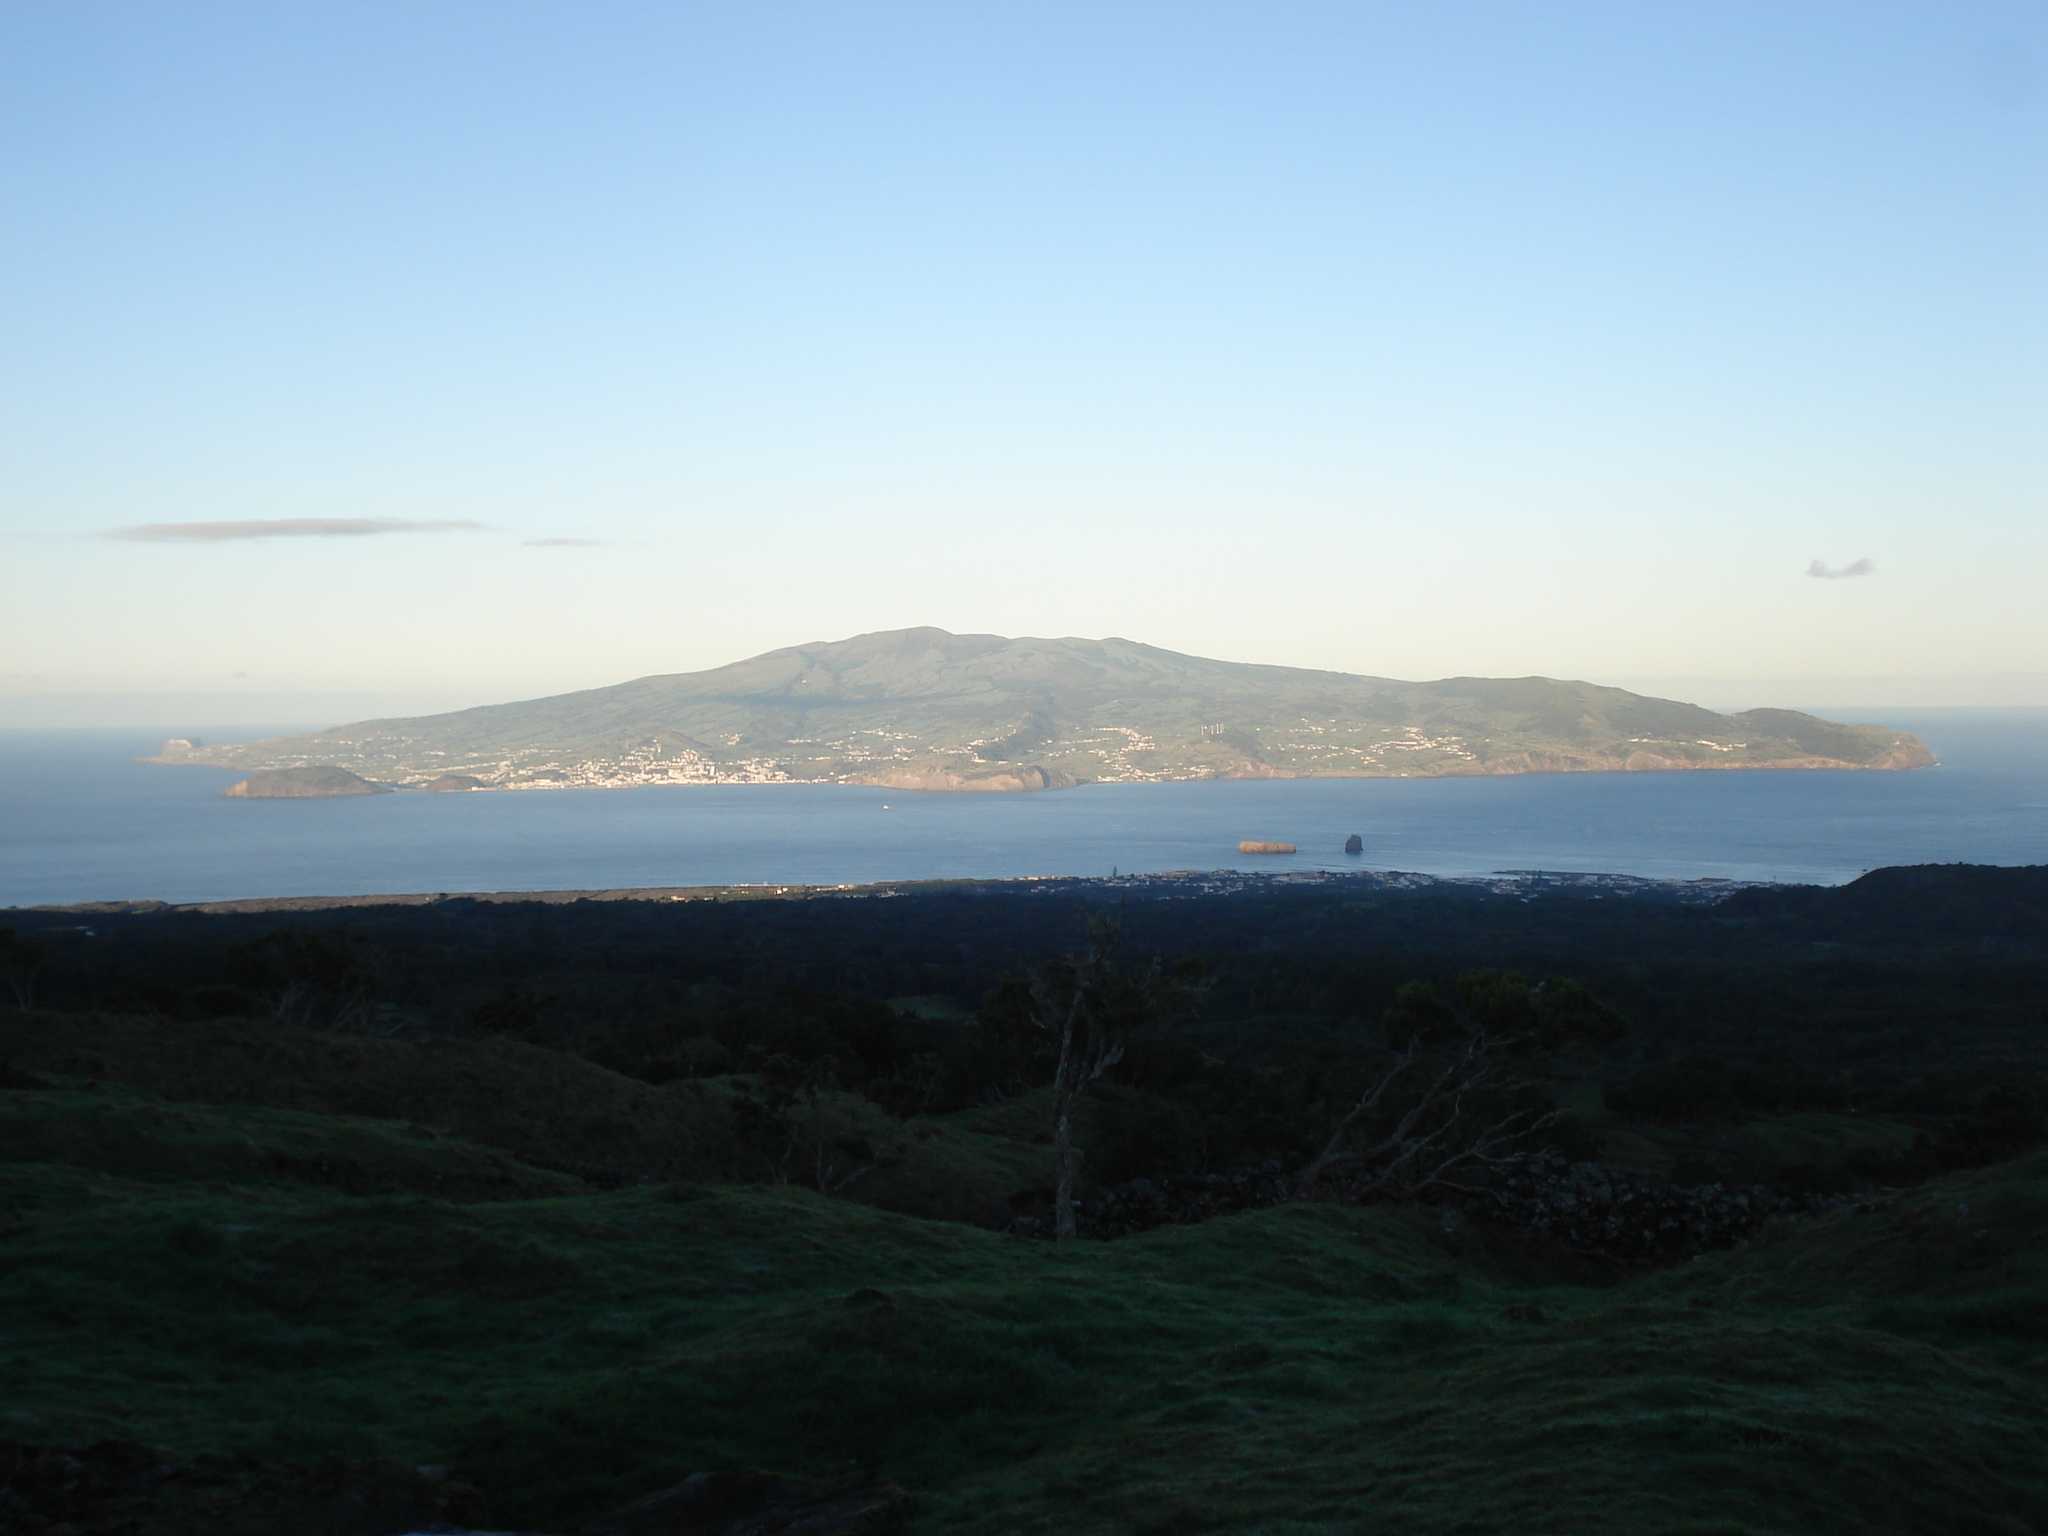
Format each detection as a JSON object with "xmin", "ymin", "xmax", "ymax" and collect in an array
[{"xmin": 2, "ymin": 1, "xmax": 2042, "ymax": 720}]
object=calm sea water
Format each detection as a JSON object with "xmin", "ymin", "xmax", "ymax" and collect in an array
[{"xmin": 2, "ymin": 710, "xmax": 2044, "ymax": 907}]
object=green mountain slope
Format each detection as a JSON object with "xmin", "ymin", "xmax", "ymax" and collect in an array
[{"xmin": 150, "ymin": 627, "xmax": 1932, "ymax": 791}]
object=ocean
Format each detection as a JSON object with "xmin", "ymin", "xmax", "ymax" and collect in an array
[{"xmin": 2, "ymin": 710, "xmax": 2044, "ymax": 908}]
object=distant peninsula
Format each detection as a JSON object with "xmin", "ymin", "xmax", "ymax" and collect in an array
[
  {"xmin": 149, "ymin": 627, "xmax": 1934, "ymax": 793},
  {"xmin": 221, "ymin": 766, "xmax": 390, "ymax": 799}
]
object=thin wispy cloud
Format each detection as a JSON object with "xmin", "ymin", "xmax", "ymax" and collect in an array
[
  {"xmin": 1806, "ymin": 558, "xmax": 1875, "ymax": 579},
  {"xmin": 106, "ymin": 518, "xmax": 487, "ymax": 543},
  {"xmin": 524, "ymin": 537, "xmax": 605, "ymax": 547}
]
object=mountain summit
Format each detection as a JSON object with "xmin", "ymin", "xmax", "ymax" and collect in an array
[{"xmin": 149, "ymin": 627, "xmax": 1934, "ymax": 791}]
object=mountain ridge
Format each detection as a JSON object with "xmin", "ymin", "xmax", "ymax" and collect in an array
[{"xmin": 147, "ymin": 627, "xmax": 1935, "ymax": 791}]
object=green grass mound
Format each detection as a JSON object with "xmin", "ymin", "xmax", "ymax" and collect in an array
[
  {"xmin": 1659, "ymin": 1148, "xmax": 2048, "ymax": 1373},
  {"xmin": 5, "ymin": 1006, "xmax": 2045, "ymax": 1534},
  {"xmin": 0, "ymin": 1009, "xmax": 1055, "ymax": 1224},
  {"xmin": 0, "ymin": 1008, "xmax": 737, "ymax": 1182},
  {"xmin": 4, "ymin": 1152, "xmax": 2044, "ymax": 1534},
  {"xmin": 0, "ymin": 1080, "xmax": 585, "ymax": 1202}
]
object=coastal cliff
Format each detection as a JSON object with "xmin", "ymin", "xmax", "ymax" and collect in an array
[
  {"xmin": 851, "ymin": 764, "xmax": 1078, "ymax": 793},
  {"xmin": 222, "ymin": 766, "xmax": 390, "ymax": 799}
]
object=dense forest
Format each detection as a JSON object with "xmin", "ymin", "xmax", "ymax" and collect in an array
[{"xmin": 8, "ymin": 863, "xmax": 2044, "ymax": 1187}]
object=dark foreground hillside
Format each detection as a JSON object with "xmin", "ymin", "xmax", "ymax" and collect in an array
[
  {"xmin": 2, "ymin": 865, "xmax": 2044, "ymax": 1533},
  {"xmin": 3, "ymin": 1124, "xmax": 2045, "ymax": 1534}
]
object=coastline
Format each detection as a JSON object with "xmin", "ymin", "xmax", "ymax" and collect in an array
[
  {"xmin": 10, "ymin": 716, "xmax": 2036, "ymax": 909},
  {"xmin": 148, "ymin": 751, "xmax": 1937, "ymax": 795},
  {"xmin": 12, "ymin": 865, "xmax": 1785, "ymax": 917}
]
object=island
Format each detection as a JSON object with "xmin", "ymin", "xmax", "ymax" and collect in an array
[
  {"xmin": 153, "ymin": 627, "xmax": 1934, "ymax": 794},
  {"xmin": 221, "ymin": 766, "xmax": 391, "ymax": 799}
]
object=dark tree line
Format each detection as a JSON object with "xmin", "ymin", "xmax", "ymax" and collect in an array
[{"xmin": 7, "ymin": 865, "xmax": 2044, "ymax": 1202}]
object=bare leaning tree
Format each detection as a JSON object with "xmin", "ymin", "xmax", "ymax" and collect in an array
[
  {"xmin": 228, "ymin": 923, "xmax": 386, "ymax": 1032},
  {"xmin": 1027, "ymin": 914, "xmax": 1173, "ymax": 1242},
  {"xmin": 0, "ymin": 928, "xmax": 48, "ymax": 1011},
  {"xmin": 1296, "ymin": 970, "xmax": 1625, "ymax": 1204}
]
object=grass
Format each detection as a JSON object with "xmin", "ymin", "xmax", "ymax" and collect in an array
[
  {"xmin": 0, "ymin": 1007, "xmax": 742, "ymax": 1181},
  {"xmin": 1598, "ymin": 1110, "xmax": 1920, "ymax": 1182},
  {"xmin": 0, "ymin": 1008, "xmax": 1056, "ymax": 1223},
  {"xmin": 3, "ymin": 1120, "xmax": 2045, "ymax": 1532},
  {"xmin": 0, "ymin": 1080, "xmax": 587, "ymax": 1202},
  {"xmin": 3, "ymin": 1007, "xmax": 2044, "ymax": 1532}
]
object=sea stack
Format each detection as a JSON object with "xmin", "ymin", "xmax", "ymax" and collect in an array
[{"xmin": 1344, "ymin": 834, "xmax": 1363, "ymax": 854}]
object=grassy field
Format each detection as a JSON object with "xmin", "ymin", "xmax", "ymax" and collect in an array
[{"xmin": 4, "ymin": 1064, "xmax": 2044, "ymax": 1534}]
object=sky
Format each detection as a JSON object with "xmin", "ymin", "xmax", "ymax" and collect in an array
[{"xmin": 2, "ymin": 1, "xmax": 2043, "ymax": 725}]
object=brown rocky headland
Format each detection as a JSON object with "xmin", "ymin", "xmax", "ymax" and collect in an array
[
  {"xmin": 222, "ymin": 766, "xmax": 390, "ymax": 799},
  {"xmin": 852, "ymin": 764, "xmax": 1078, "ymax": 793}
]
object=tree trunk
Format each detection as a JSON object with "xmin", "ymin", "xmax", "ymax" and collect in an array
[{"xmin": 1053, "ymin": 1088, "xmax": 1077, "ymax": 1242}]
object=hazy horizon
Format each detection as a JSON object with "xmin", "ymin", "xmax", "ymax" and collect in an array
[{"xmin": 3, "ymin": 3, "xmax": 2042, "ymax": 707}]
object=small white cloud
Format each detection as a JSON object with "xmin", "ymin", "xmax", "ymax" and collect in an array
[
  {"xmin": 107, "ymin": 518, "xmax": 487, "ymax": 542},
  {"xmin": 1806, "ymin": 558, "xmax": 1875, "ymax": 579},
  {"xmin": 524, "ymin": 537, "xmax": 605, "ymax": 547}
]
